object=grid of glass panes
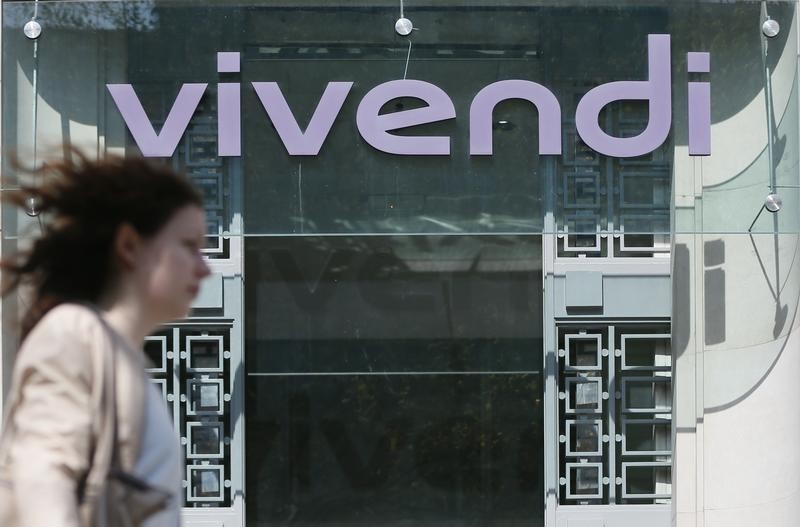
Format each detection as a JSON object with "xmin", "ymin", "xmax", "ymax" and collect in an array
[
  {"xmin": 144, "ymin": 322, "xmax": 234, "ymax": 507},
  {"xmin": 556, "ymin": 322, "xmax": 671, "ymax": 505},
  {"xmin": 556, "ymin": 94, "xmax": 670, "ymax": 258},
  {"xmin": 557, "ymin": 325, "xmax": 608, "ymax": 503},
  {"xmin": 615, "ymin": 325, "xmax": 671, "ymax": 503}
]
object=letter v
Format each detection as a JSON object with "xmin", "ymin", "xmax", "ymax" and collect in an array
[
  {"xmin": 252, "ymin": 82, "xmax": 352, "ymax": 155},
  {"xmin": 107, "ymin": 83, "xmax": 207, "ymax": 157}
]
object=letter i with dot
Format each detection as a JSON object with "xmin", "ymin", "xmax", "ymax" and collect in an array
[
  {"xmin": 218, "ymin": 52, "xmax": 242, "ymax": 157},
  {"xmin": 687, "ymin": 52, "xmax": 711, "ymax": 156}
]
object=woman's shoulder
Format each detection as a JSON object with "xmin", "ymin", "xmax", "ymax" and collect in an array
[
  {"xmin": 18, "ymin": 303, "xmax": 106, "ymax": 361},
  {"xmin": 36, "ymin": 302, "xmax": 104, "ymax": 333}
]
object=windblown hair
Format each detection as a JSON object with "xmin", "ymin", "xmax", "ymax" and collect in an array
[{"xmin": 1, "ymin": 152, "xmax": 203, "ymax": 338}]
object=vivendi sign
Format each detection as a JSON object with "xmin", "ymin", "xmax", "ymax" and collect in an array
[{"xmin": 107, "ymin": 34, "xmax": 711, "ymax": 159}]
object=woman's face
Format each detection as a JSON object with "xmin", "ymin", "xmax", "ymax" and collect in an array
[{"xmin": 132, "ymin": 205, "xmax": 211, "ymax": 323}]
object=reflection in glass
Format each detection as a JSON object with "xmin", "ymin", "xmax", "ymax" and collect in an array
[
  {"xmin": 625, "ymin": 421, "xmax": 671, "ymax": 454},
  {"xmin": 188, "ymin": 337, "xmax": 223, "ymax": 371},
  {"xmin": 565, "ymin": 172, "xmax": 600, "ymax": 208},
  {"xmin": 570, "ymin": 420, "xmax": 600, "ymax": 454},
  {"xmin": 625, "ymin": 465, "xmax": 671, "ymax": 498},
  {"xmin": 247, "ymin": 374, "xmax": 542, "ymax": 524},
  {"xmin": 190, "ymin": 423, "xmax": 223, "ymax": 457},
  {"xmin": 189, "ymin": 380, "xmax": 223, "ymax": 415},
  {"xmin": 565, "ymin": 216, "xmax": 600, "ymax": 250},
  {"xmin": 568, "ymin": 378, "xmax": 601, "ymax": 412},
  {"xmin": 200, "ymin": 386, "xmax": 218, "ymax": 407},
  {"xmin": 189, "ymin": 467, "xmax": 224, "ymax": 500},
  {"xmin": 619, "ymin": 215, "xmax": 670, "ymax": 247},
  {"xmin": 624, "ymin": 379, "xmax": 671, "ymax": 412},
  {"xmin": 570, "ymin": 465, "xmax": 600, "ymax": 496},
  {"xmin": 568, "ymin": 337, "xmax": 600, "ymax": 368},
  {"xmin": 623, "ymin": 337, "xmax": 670, "ymax": 370},
  {"xmin": 620, "ymin": 171, "xmax": 669, "ymax": 208}
]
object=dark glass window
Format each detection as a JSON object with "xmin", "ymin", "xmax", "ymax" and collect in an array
[{"xmin": 245, "ymin": 235, "xmax": 544, "ymax": 526}]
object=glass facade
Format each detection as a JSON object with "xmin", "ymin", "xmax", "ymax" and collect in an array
[
  {"xmin": 244, "ymin": 235, "xmax": 544, "ymax": 524},
  {"xmin": 2, "ymin": 1, "xmax": 800, "ymax": 527}
]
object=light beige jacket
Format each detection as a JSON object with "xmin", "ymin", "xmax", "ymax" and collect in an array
[{"xmin": 0, "ymin": 303, "xmax": 147, "ymax": 526}]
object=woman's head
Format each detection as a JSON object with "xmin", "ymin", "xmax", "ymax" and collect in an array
[{"xmin": 2, "ymin": 152, "xmax": 210, "ymax": 336}]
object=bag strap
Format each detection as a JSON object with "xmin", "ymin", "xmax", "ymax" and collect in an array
[
  {"xmin": 80, "ymin": 309, "xmax": 120, "ymax": 504},
  {"xmin": 92, "ymin": 312, "xmax": 144, "ymax": 470}
]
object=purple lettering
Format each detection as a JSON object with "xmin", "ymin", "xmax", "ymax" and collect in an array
[
  {"xmin": 575, "ymin": 34, "xmax": 671, "ymax": 158},
  {"xmin": 470, "ymin": 80, "xmax": 561, "ymax": 155},
  {"xmin": 107, "ymin": 83, "xmax": 207, "ymax": 157},
  {"xmin": 687, "ymin": 52, "xmax": 711, "ymax": 156},
  {"xmin": 217, "ymin": 51, "xmax": 241, "ymax": 73},
  {"xmin": 218, "ymin": 83, "xmax": 241, "ymax": 156},
  {"xmin": 252, "ymin": 82, "xmax": 352, "ymax": 155},
  {"xmin": 106, "ymin": 36, "xmax": 712, "ymax": 160},
  {"xmin": 356, "ymin": 80, "xmax": 456, "ymax": 155},
  {"xmin": 218, "ymin": 52, "xmax": 241, "ymax": 157}
]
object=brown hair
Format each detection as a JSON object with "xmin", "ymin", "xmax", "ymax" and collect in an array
[{"xmin": 1, "ymin": 152, "xmax": 203, "ymax": 338}]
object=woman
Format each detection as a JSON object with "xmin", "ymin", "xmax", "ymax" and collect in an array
[{"xmin": 0, "ymin": 153, "xmax": 210, "ymax": 526}]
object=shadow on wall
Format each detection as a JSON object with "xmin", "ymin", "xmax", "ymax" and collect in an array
[
  {"xmin": 677, "ymin": 236, "xmax": 790, "ymax": 352},
  {"xmin": 672, "ymin": 243, "xmax": 691, "ymax": 359},
  {"xmin": 748, "ymin": 233, "xmax": 790, "ymax": 339},
  {"xmin": 674, "ymin": 232, "xmax": 800, "ymax": 413},
  {"xmin": 704, "ymin": 239, "xmax": 726, "ymax": 346}
]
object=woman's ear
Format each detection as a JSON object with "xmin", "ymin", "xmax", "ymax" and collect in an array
[{"xmin": 113, "ymin": 223, "xmax": 143, "ymax": 270}]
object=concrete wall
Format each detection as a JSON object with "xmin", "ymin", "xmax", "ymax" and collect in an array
[{"xmin": 672, "ymin": 4, "xmax": 800, "ymax": 527}]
